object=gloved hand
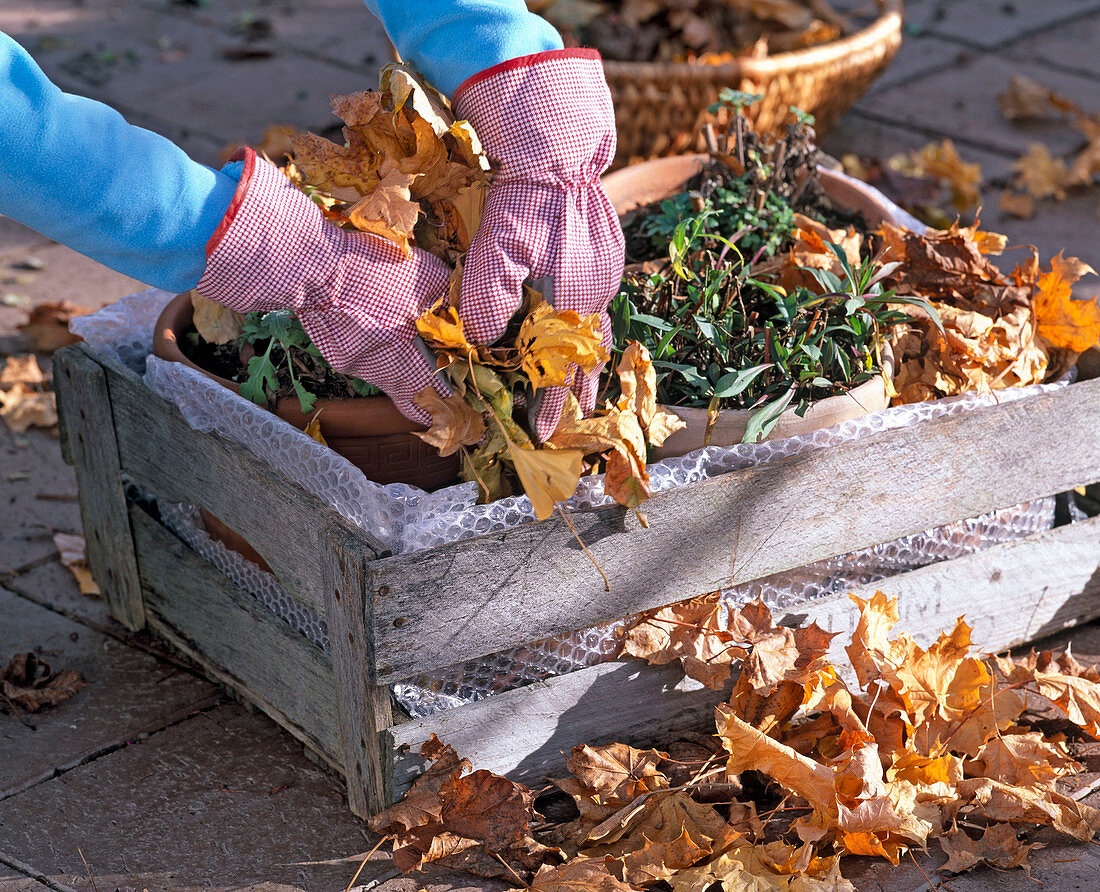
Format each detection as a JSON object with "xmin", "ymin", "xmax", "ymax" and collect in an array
[
  {"xmin": 453, "ymin": 49, "xmax": 625, "ymax": 441},
  {"xmin": 196, "ymin": 148, "xmax": 451, "ymax": 423}
]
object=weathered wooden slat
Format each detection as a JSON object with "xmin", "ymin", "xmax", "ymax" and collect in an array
[
  {"xmin": 793, "ymin": 513, "xmax": 1100, "ymax": 668},
  {"xmin": 391, "ymin": 516, "xmax": 1100, "ymax": 794},
  {"xmin": 53, "ymin": 347, "xmax": 145, "ymax": 630},
  {"xmin": 390, "ymin": 660, "xmax": 729, "ymax": 794},
  {"xmin": 95, "ymin": 345, "xmax": 385, "ymax": 615},
  {"xmin": 371, "ymin": 377, "xmax": 1100, "ymax": 682},
  {"xmin": 322, "ymin": 529, "xmax": 394, "ymax": 816},
  {"xmin": 128, "ymin": 504, "xmax": 344, "ymax": 768}
]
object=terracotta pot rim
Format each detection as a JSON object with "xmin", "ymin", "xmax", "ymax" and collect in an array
[{"xmin": 151, "ymin": 292, "xmax": 426, "ymax": 437}]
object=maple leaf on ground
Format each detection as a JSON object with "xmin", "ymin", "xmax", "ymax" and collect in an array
[
  {"xmin": 966, "ymin": 731, "xmax": 1080, "ymax": 789},
  {"xmin": 938, "ymin": 823, "xmax": 1041, "ymax": 876},
  {"xmin": 1013, "ymin": 143, "xmax": 1072, "ymax": 201},
  {"xmin": 914, "ymin": 140, "xmax": 982, "ymax": 211},
  {"xmin": 670, "ymin": 840, "xmax": 854, "ymax": 892},
  {"xmin": 998, "ymin": 188, "xmax": 1037, "ymax": 220},
  {"xmin": 520, "ymin": 855, "xmax": 633, "ymax": 892},
  {"xmin": 727, "ymin": 599, "xmax": 838, "ymax": 697},
  {"xmin": 1031, "ymin": 252, "xmax": 1100, "ymax": 353},
  {"xmin": 951, "ymin": 777, "xmax": 1100, "ymax": 841},
  {"xmin": 565, "ymin": 743, "xmax": 669, "ymax": 806},
  {"xmin": 18, "ymin": 300, "xmax": 92, "ymax": 352},
  {"xmin": 0, "ymin": 383, "xmax": 57, "ymax": 433},
  {"xmin": 0, "ymin": 355, "xmax": 47, "ymax": 387},
  {"xmin": 1, "ymin": 652, "xmax": 88, "ymax": 713},
  {"xmin": 617, "ymin": 594, "xmax": 743, "ymax": 690},
  {"xmin": 995, "ymin": 652, "xmax": 1100, "ymax": 738},
  {"xmin": 998, "ymin": 74, "xmax": 1079, "ymax": 121}
]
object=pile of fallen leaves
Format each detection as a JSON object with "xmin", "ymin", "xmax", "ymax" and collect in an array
[
  {"xmin": 368, "ymin": 594, "xmax": 1100, "ymax": 888},
  {"xmin": 997, "ymin": 74, "xmax": 1100, "ymax": 221},
  {"xmin": 529, "ymin": 0, "xmax": 854, "ymax": 64},
  {"xmin": 875, "ymin": 221, "xmax": 1100, "ymax": 402},
  {"xmin": 415, "ymin": 291, "xmax": 683, "ymax": 523},
  {"xmin": 840, "ymin": 139, "xmax": 983, "ymax": 227}
]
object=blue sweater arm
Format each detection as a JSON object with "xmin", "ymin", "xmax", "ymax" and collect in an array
[
  {"xmin": 363, "ymin": 0, "xmax": 563, "ymax": 96},
  {"xmin": 0, "ymin": 32, "xmax": 240, "ymax": 293}
]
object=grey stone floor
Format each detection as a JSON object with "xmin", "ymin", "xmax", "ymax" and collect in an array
[{"xmin": 2, "ymin": 0, "xmax": 1100, "ymax": 889}]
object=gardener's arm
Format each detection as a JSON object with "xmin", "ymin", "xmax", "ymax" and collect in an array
[
  {"xmin": 0, "ymin": 31, "xmax": 450, "ymax": 420},
  {"xmin": 365, "ymin": 1, "xmax": 626, "ymax": 440}
]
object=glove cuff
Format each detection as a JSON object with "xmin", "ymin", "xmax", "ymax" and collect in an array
[
  {"xmin": 197, "ymin": 147, "xmax": 338, "ymax": 315},
  {"xmin": 452, "ymin": 49, "xmax": 616, "ymax": 178}
]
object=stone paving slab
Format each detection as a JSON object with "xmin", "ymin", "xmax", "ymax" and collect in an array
[
  {"xmin": 0, "ymin": 586, "xmax": 219, "ymax": 801},
  {"xmin": 0, "ymin": 701, "xmax": 382, "ymax": 891},
  {"xmin": 855, "ymin": 54, "xmax": 1100, "ymax": 158},
  {"xmin": 1005, "ymin": 10, "xmax": 1100, "ymax": 79},
  {"xmin": 866, "ymin": 32, "xmax": 976, "ymax": 95},
  {"xmin": 0, "ymin": 424, "xmax": 82, "ymax": 578},
  {"xmin": 903, "ymin": 0, "xmax": 1100, "ymax": 50}
]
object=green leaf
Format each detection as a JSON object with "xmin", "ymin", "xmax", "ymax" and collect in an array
[
  {"xmin": 291, "ymin": 378, "xmax": 318, "ymax": 414},
  {"xmin": 240, "ymin": 351, "xmax": 278, "ymax": 407},
  {"xmin": 742, "ymin": 387, "xmax": 796, "ymax": 444},
  {"xmin": 713, "ymin": 364, "xmax": 771, "ymax": 398}
]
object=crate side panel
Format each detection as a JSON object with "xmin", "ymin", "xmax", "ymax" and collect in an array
[
  {"xmin": 129, "ymin": 505, "xmax": 345, "ymax": 768},
  {"xmin": 53, "ymin": 346, "xmax": 145, "ymax": 629},
  {"xmin": 390, "ymin": 660, "xmax": 729, "ymax": 794},
  {"xmin": 103, "ymin": 360, "xmax": 384, "ymax": 614},
  {"xmin": 372, "ymin": 378, "xmax": 1100, "ymax": 681},
  {"xmin": 391, "ymin": 517, "xmax": 1100, "ymax": 796}
]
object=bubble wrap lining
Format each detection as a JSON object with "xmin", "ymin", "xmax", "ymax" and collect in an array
[{"xmin": 73, "ymin": 290, "xmax": 1070, "ymax": 717}]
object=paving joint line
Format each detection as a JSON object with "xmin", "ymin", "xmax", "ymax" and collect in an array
[
  {"xmin": 914, "ymin": 2, "xmax": 1100, "ymax": 54},
  {"xmin": 838, "ymin": 107, "xmax": 1027, "ymax": 165},
  {"xmin": 0, "ymin": 850, "xmax": 79, "ymax": 892},
  {"xmin": 0, "ymin": 692, "xmax": 225, "ymax": 803}
]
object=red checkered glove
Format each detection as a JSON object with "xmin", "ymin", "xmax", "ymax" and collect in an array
[
  {"xmin": 453, "ymin": 49, "xmax": 625, "ymax": 441},
  {"xmin": 196, "ymin": 148, "xmax": 451, "ymax": 424}
]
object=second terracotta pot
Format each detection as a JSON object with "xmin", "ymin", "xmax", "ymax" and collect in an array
[{"xmin": 602, "ymin": 154, "xmax": 907, "ymax": 458}]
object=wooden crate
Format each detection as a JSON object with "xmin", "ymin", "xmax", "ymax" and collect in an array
[{"xmin": 53, "ymin": 342, "xmax": 1100, "ymax": 818}]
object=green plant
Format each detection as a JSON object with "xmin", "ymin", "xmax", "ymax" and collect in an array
[
  {"xmin": 613, "ymin": 96, "xmax": 944, "ymax": 443},
  {"xmin": 235, "ymin": 310, "xmax": 379, "ymax": 413}
]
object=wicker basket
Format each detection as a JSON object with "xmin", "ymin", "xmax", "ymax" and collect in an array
[{"xmin": 604, "ymin": 0, "xmax": 903, "ymax": 166}]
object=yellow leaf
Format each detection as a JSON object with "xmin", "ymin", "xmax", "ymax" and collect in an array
[
  {"xmin": 1013, "ymin": 143, "xmax": 1072, "ymax": 200},
  {"xmin": 998, "ymin": 74, "xmax": 1079, "ymax": 121},
  {"xmin": 517, "ymin": 301, "xmax": 608, "ymax": 390},
  {"xmin": 0, "ymin": 383, "xmax": 57, "ymax": 432},
  {"xmin": 191, "ymin": 292, "xmax": 244, "ymax": 345},
  {"xmin": 1033, "ymin": 252, "xmax": 1100, "ymax": 352},
  {"xmin": 508, "ymin": 443, "xmax": 583, "ymax": 520},
  {"xmin": 0, "ymin": 355, "xmax": 47, "ymax": 388},
  {"xmin": 303, "ymin": 409, "xmax": 327, "ymax": 446},
  {"xmin": 614, "ymin": 341, "xmax": 684, "ymax": 446},
  {"xmin": 414, "ymin": 387, "xmax": 486, "ymax": 457},
  {"xmin": 52, "ymin": 532, "xmax": 100, "ymax": 596},
  {"xmin": 417, "ymin": 300, "xmax": 475, "ymax": 358},
  {"xmin": 345, "ymin": 169, "xmax": 421, "ymax": 254},
  {"xmin": 914, "ymin": 140, "xmax": 982, "ymax": 211}
]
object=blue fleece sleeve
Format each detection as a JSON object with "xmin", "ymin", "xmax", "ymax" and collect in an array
[
  {"xmin": 0, "ymin": 32, "xmax": 240, "ymax": 293},
  {"xmin": 363, "ymin": 0, "xmax": 563, "ymax": 96}
]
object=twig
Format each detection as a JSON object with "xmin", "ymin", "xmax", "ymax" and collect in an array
[
  {"xmin": 557, "ymin": 505, "xmax": 609, "ymax": 592},
  {"xmin": 494, "ymin": 854, "xmax": 528, "ymax": 887},
  {"xmin": 344, "ymin": 835, "xmax": 390, "ymax": 892},
  {"xmin": 909, "ymin": 849, "xmax": 938, "ymax": 892},
  {"xmin": 77, "ymin": 847, "xmax": 98, "ymax": 892}
]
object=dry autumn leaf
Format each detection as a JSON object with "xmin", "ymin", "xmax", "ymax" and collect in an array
[
  {"xmin": 998, "ymin": 74, "xmax": 1078, "ymax": 121},
  {"xmin": 52, "ymin": 532, "xmax": 100, "ymax": 597},
  {"xmin": 1, "ymin": 652, "xmax": 88, "ymax": 713},
  {"xmin": 191, "ymin": 292, "xmax": 243, "ymax": 345},
  {"xmin": 1013, "ymin": 143, "xmax": 1072, "ymax": 201},
  {"xmin": 17, "ymin": 300, "xmax": 92, "ymax": 352},
  {"xmin": 938, "ymin": 823, "xmax": 1041, "ymax": 875},
  {"xmin": 508, "ymin": 442, "xmax": 585, "ymax": 521},
  {"xmin": 0, "ymin": 383, "xmax": 58, "ymax": 433},
  {"xmin": 0, "ymin": 355, "xmax": 47, "ymax": 387},
  {"xmin": 518, "ymin": 301, "xmax": 608, "ymax": 390},
  {"xmin": 1032, "ymin": 252, "xmax": 1100, "ymax": 353},
  {"xmin": 913, "ymin": 140, "xmax": 982, "ymax": 211},
  {"xmin": 414, "ymin": 387, "xmax": 486, "ymax": 456}
]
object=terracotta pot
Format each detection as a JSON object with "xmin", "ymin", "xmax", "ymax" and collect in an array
[
  {"xmin": 153, "ymin": 292, "xmax": 460, "ymax": 490},
  {"xmin": 602, "ymin": 154, "xmax": 906, "ymax": 458}
]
